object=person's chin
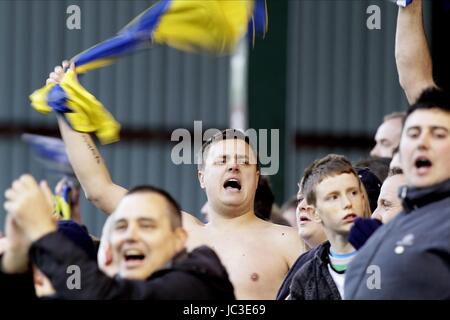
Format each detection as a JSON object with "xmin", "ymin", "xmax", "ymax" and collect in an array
[
  {"xmin": 220, "ymin": 194, "xmax": 246, "ymax": 206},
  {"xmin": 299, "ymin": 228, "xmax": 313, "ymax": 241},
  {"xmin": 410, "ymin": 174, "xmax": 440, "ymax": 188},
  {"xmin": 336, "ymin": 224, "xmax": 352, "ymax": 235},
  {"xmin": 120, "ymin": 268, "xmax": 147, "ymax": 280}
]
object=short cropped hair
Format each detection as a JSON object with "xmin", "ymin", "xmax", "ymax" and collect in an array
[
  {"xmin": 126, "ymin": 185, "xmax": 182, "ymax": 230},
  {"xmin": 302, "ymin": 154, "xmax": 359, "ymax": 207},
  {"xmin": 406, "ymin": 87, "xmax": 450, "ymax": 121},
  {"xmin": 384, "ymin": 111, "xmax": 406, "ymax": 122}
]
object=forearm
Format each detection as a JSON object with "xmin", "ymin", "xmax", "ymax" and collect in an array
[
  {"xmin": 1, "ymin": 246, "xmax": 29, "ymax": 274},
  {"xmin": 58, "ymin": 117, "xmax": 126, "ymax": 214},
  {"xmin": 395, "ymin": 0, "xmax": 435, "ymax": 103}
]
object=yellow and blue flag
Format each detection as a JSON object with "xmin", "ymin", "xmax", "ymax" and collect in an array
[
  {"xmin": 22, "ymin": 133, "xmax": 78, "ymax": 220},
  {"xmin": 30, "ymin": 0, "xmax": 267, "ymax": 144}
]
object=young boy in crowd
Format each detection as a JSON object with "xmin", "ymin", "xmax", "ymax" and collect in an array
[{"xmin": 289, "ymin": 154, "xmax": 371, "ymax": 300}]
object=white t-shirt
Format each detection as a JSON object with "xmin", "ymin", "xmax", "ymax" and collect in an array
[{"xmin": 328, "ymin": 264, "xmax": 346, "ymax": 299}]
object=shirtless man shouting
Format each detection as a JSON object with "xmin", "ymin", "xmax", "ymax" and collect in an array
[{"xmin": 47, "ymin": 63, "xmax": 303, "ymax": 299}]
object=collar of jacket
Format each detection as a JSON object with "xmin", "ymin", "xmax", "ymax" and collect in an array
[
  {"xmin": 159, "ymin": 249, "xmax": 188, "ymax": 270},
  {"xmin": 399, "ymin": 178, "xmax": 450, "ymax": 213},
  {"xmin": 313, "ymin": 241, "xmax": 331, "ymax": 265}
]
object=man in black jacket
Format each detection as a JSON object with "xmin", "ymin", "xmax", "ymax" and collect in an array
[
  {"xmin": 2, "ymin": 180, "xmax": 235, "ymax": 300},
  {"xmin": 288, "ymin": 155, "xmax": 372, "ymax": 300},
  {"xmin": 344, "ymin": 88, "xmax": 450, "ymax": 299},
  {"xmin": 344, "ymin": 0, "xmax": 450, "ymax": 300}
]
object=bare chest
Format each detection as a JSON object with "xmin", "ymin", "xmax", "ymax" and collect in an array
[{"xmin": 189, "ymin": 229, "xmax": 289, "ymax": 299}]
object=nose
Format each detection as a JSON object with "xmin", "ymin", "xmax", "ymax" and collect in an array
[
  {"xmin": 417, "ymin": 132, "xmax": 431, "ymax": 150},
  {"xmin": 371, "ymin": 208, "xmax": 383, "ymax": 222},
  {"xmin": 370, "ymin": 144, "xmax": 378, "ymax": 158},
  {"xmin": 342, "ymin": 194, "xmax": 353, "ymax": 209},
  {"xmin": 124, "ymin": 223, "xmax": 139, "ymax": 242},
  {"xmin": 297, "ymin": 198, "xmax": 306, "ymax": 214},
  {"xmin": 227, "ymin": 158, "xmax": 240, "ymax": 172}
]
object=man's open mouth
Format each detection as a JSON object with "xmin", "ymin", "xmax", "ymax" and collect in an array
[
  {"xmin": 299, "ymin": 216, "xmax": 311, "ymax": 225},
  {"xmin": 414, "ymin": 156, "xmax": 432, "ymax": 174},
  {"xmin": 123, "ymin": 249, "xmax": 146, "ymax": 267},
  {"xmin": 223, "ymin": 178, "xmax": 241, "ymax": 191},
  {"xmin": 343, "ymin": 213, "xmax": 357, "ymax": 222}
]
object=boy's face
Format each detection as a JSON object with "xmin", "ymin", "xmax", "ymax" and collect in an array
[{"xmin": 314, "ymin": 173, "xmax": 365, "ymax": 236}]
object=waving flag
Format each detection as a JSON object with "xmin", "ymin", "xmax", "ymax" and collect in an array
[
  {"xmin": 22, "ymin": 133, "xmax": 79, "ymax": 220},
  {"xmin": 30, "ymin": 0, "xmax": 267, "ymax": 144}
]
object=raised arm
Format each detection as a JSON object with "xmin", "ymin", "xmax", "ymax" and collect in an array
[
  {"xmin": 50, "ymin": 63, "xmax": 127, "ymax": 215},
  {"xmin": 395, "ymin": 0, "xmax": 436, "ymax": 104},
  {"xmin": 58, "ymin": 119, "xmax": 126, "ymax": 214}
]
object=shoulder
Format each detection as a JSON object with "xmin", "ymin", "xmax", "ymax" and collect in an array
[
  {"xmin": 261, "ymin": 222, "xmax": 306, "ymax": 265},
  {"xmin": 181, "ymin": 246, "xmax": 229, "ymax": 277},
  {"xmin": 182, "ymin": 211, "xmax": 205, "ymax": 230},
  {"xmin": 260, "ymin": 220, "xmax": 300, "ymax": 242}
]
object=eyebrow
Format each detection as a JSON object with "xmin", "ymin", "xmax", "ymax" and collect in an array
[
  {"xmin": 431, "ymin": 126, "xmax": 449, "ymax": 132},
  {"xmin": 215, "ymin": 154, "xmax": 250, "ymax": 158},
  {"xmin": 114, "ymin": 218, "xmax": 127, "ymax": 226},
  {"xmin": 114, "ymin": 217, "xmax": 157, "ymax": 224},
  {"xmin": 137, "ymin": 217, "xmax": 157, "ymax": 224},
  {"xmin": 406, "ymin": 125, "xmax": 449, "ymax": 132}
]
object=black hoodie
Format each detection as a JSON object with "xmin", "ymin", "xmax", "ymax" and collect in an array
[{"xmin": 27, "ymin": 232, "xmax": 235, "ymax": 300}]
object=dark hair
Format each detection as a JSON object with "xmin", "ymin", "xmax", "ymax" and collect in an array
[
  {"xmin": 197, "ymin": 129, "xmax": 260, "ymax": 171},
  {"xmin": 383, "ymin": 111, "xmax": 406, "ymax": 122},
  {"xmin": 354, "ymin": 167, "xmax": 382, "ymax": 213},
  {"xmin": 302, "ymin": 154, "xmax": 359, "ymax": 206},
  {"xmin": 126, "ymin": 185, "xmax": 182, "ymax": 230},
  {"xmin": 354, "ymin": 157, "xmax": 390, "ymax": 182},
  {"xmin": 406, "ymin": 87, "xmax": 450, "ymax": 121}
]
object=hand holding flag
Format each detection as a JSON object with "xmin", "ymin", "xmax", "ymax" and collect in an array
[{"xmin": 29, "ymin": 0, "xmax": 267, "ymax": 144}]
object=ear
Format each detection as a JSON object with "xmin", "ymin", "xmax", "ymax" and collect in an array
[
  {"xmin": 105, "ymin": 243, "xmax": 113, "ymax": 266},
  {"xmin": 173, "ymin": 227, "xmax": 188, "ymax": 252},
  {"xmin": 197, "ymin": 170, "xmax": 205, "ymax": 189}
]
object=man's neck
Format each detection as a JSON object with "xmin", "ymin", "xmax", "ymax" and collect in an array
[
  {"xmin": 326, "ymin": 231, "xmax": 354, "ymax": 254},
  {"xmin": 305, "ymin": 232, "xmax": 328, "ymax": 249}
]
